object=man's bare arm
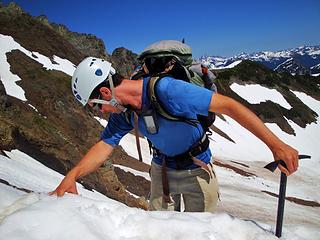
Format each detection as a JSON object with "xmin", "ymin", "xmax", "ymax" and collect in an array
[
  {"xmin": 50, "ymin": 140, "xmax": 113, "ymax": 196},
  {"xmin": 209, "ymin": 93, "xmax": 299, "ymax": 175}
]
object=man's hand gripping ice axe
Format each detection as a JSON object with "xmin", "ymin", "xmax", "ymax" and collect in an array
[{"xmin": 264, "ymin": 154, "xmax": 311, "ymax": 238}]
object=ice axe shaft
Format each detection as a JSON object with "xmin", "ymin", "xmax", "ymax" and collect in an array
[
  {"xmin": 264, "ymin": 154, "xmax": 311, "ymax": 238},
  {"xmin": 276, "ymin": 171, "xmax": 287, "ymax": 238}
]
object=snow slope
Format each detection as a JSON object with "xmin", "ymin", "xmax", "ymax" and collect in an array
[
  {"xmin": 0, "ymin": 34, "xmax": 75, "ymax": 101},
  {"xmin": 1, "ymin": 150, "xmax": 319, "ymax": 240},
  {"xmin": 230, "ymin": 83, "xmax": 292, "ymax": 109},
  {"xmin": 213, "ymin": 83, "xmax": 320, "ymax": 165}
]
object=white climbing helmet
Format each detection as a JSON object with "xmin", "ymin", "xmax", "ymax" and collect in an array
[{"xmin": 71, "ymin": 57, "xmax": 116, "ymax": 106}]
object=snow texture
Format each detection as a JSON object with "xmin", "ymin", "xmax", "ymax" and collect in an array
[
  {"xmin": 230, "ymin": 83, "xmax": 292, "ymax": 109},
  {"xmin": 1, "ymin": 150, "xmax": 319, "ymax": 240},
  {"xmin": 0, "ymin": 34, "xmax": 75, "ymax": 101}
]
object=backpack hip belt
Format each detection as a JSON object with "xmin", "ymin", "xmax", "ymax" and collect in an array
[
  {"xmin": 154, "ymin": 133, "xmax": 210, "ymax": 170},
  {"xmin": 159, "ymin": 133, "xmax": 210, "ymax": 204}
]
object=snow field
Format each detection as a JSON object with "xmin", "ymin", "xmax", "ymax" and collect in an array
[
  {"xmin": 1, "ymin": 150, "xmax": 319, "ymax": 239},
  {"xmin": 0, "ymin": 34, "xmax": 75, "ymax": 101}
]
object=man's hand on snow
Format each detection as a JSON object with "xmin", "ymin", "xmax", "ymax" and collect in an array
[{"xmin": 49, "ymin": 174, "xmax": 78, "ymax": 197}]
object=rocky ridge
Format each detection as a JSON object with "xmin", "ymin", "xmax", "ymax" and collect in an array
[{"xmin": 0, "ymin": 2, "xmax": 148, "ymax": 209}]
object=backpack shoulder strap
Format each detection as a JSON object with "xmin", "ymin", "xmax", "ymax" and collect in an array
[
  {"xmin": 148, "ymin": 75, "xmax": 178, "ymax": 121},
  {"xmin": 147, "ymin": 75, "xmax": 198, "ymax": 125}
]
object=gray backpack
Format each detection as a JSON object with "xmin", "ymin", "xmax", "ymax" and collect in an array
[
  {"xmin": 138, "ymin": 40, "xmax": 217, "ymax": 90},
  {"xmin": 136, "ymin": 40, "xmax": 217, "ymax": 130}
]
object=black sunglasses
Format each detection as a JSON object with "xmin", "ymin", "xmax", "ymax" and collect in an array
[{"xmin": 88, "ymin": 84, "xmax": 103, "ymax": 111}]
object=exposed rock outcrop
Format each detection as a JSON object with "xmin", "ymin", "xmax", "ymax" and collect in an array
[{"xmin": 0, "ymin": 2, "xmax": 148, "ymax": 209}]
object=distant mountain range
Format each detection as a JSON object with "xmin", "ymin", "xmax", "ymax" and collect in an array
[{"xmin": 200, "ymin": 45, "xmax": 320, "ymax": 76}]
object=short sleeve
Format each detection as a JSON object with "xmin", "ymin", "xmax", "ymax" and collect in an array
[{"xmin": 101, "ymin": 112, "xmax": 134, "ymax": 146}]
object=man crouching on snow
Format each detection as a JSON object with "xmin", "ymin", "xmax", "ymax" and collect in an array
[{"xmin": 50, "ymin": 56, "xmax": 298, "ymax": 212}]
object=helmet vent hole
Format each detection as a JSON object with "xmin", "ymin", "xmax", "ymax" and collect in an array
[
  {"xmin": 76, "ymin": 94, "xmax": 82, "ymax": 101},
  {"xmin": 95, "ymin": 69, "xmax": 103, "ymax": 76}
]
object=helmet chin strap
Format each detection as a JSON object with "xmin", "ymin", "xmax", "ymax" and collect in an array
[{"xmin": 107, "ymin": 74, "xmax": 127, "ymax": 112}]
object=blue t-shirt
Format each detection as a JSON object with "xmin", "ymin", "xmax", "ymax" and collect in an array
[{"xmin": 101, "ymin": 76, "xmax": 214, "ymax": 169}]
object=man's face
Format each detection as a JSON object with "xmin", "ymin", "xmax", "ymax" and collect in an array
[
  {"xmin": 99, "ymin": 102, "xmax": 121, "ymax": 114},
  {"xmin": 88, "ymin": 87, "xmax": 121, "ymax": 114}
]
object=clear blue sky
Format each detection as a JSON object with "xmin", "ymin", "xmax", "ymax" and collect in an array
[{"xmin": 4, "ymin": 0, "xmax": 320, "ymax": 58}]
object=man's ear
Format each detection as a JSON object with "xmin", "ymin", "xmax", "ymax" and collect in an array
[{"xmin": 99, "ymin": 87, "xmax": 112, "ymax": 99}]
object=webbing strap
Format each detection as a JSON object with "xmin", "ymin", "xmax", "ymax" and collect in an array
[
  {"xmin": 154, "ymin": 134, "xmax": 209, "ymax": 170},
  {"xmin": 161, "ymin": 157, "xmax": 172, "ymax": 203},
  {"xmin": 148, "ymin": 76, "xmax": 177, "ymax": 121},
  {"xmin": 133, "ymin": 112, "xmax": 143, "ymax": 162}
]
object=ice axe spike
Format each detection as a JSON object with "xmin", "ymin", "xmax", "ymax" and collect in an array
[{"xmin": 264, "ymin": 154, "xmax": 311, "ymax": 238}]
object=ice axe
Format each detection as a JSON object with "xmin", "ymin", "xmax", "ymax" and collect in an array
[{"xmin": 264, "ymin": 154, "xmax": 311, "ymax": 238}]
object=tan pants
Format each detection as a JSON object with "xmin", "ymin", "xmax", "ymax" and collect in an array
[{"xmin": 149, "ymin": 162, "xmax": 219, "ymax": 212}]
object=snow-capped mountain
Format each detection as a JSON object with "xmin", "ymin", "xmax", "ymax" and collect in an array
[
  {"xmin": 200, "ymin": 45, "xmax": 320, "ymax": 76},
  {"xmin": 274, "ymin": 58, "xmax": 311, "ymax": 75}
]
